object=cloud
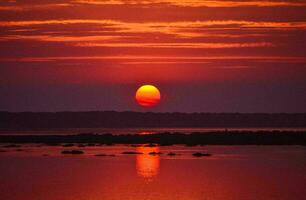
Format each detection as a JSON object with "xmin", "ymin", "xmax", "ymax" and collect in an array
[
  {"xmin": 64, "ymin": 0, "xmax": 306, "ymax": 8},
  {"xmin": 1, "ymin": 19, "xmax": 305, "ymax": 29},
  {"xmin": 1, "ymin": 20, "xmax": 305, "ymax": 40},
  {"xmin": 75, "ymin": 42, "xmax": 273, "ymax": 48},
  {"xmin": 0, "ymin": 3, "xmax": 70, "ymax": 11},
  {"xmin": 2, "ymin": 55, "xmax": 306, "ymax": 63},
  {"xmin": 0, "ymin": 35, "xmax": 126, "ymax": 42},
  {"xmin": 1, "ymin": 0, "xmax": 305, "ymax": 12}
]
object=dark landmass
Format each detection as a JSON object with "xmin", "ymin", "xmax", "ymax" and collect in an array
[
  {"xmin": 0, "ymin": 131, "xmax": 305, "ymax": 145},
  {"xmin": 2, "ymin": 144, "xmax": 22, "ymax": 148},
  {"xmin": 0, "ymin": 111, "xmax": 306, "ymax": 129},
  {"xmin": 95, "ymin": 154, "xmax": 107, "ymax": 157},
  {"xmin": 144, "ymin": 143, "xmax": 158, "ymax": 147},
  {"xmin": 122, "ymin": 151, "xmax": 143, "ymax": 154},
  {"xmin": 149, "ymin": 152, "xmax": 162, "ymax": 155},
  {"xmin": 95, "ymin": 154, "xmax": 115, "ymax": 157},
  {"xmin": 192, "ymin": 152, "xmax": 212, "ymax": 157},
  {"xmin": 15, "ymin": 149, "xmax": 24, "ymax": 151},
  {"xmin": 61, "ymin": 150, "xmax": 84, "ymax": 154},
  {"xmin": 62, "ymin": 143, "xmax": 74, "ymax": 147}
]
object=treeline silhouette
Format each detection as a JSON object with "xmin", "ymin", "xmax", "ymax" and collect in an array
[
  {"xmin": 0, "ymin": 111, "xmax": 306, "ymax": 129},
  {"xmin": 0, "ymin": 132, "xmax": 305, "ymax": 145}
]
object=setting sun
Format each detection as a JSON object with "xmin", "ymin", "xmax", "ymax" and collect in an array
[
  {"xmin": 136, "ymin": 85, "xmax": 161, "ymax": 107},
  {"xmin": 1, "ymin": 1, "xmax": 305, "ymax": 200}
]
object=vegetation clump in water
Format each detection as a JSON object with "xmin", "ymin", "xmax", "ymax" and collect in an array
[
  {"xmin": 148, "ymin": 152, "xmax": 162, "ymax": 155},
  {"xmin": 122, "ymin": 151, "xmax": 143, "ymax": 155},
  {"xmin": 192, "ymin": 152, "xmax": 212, "ymax": 157},
  {"xmin": 61, "ymin": 150, "xmax": 84, "ymax": 155}
]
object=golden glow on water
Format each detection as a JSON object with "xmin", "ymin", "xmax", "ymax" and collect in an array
[
  {"xmin": 0, "ymin": 145, "xmax": 306, "ymax": 200},
  {"xmin": 138, "ymin": 131, "xmax": 154, "ymax": 135},
  {"xmin": 136, "ymin": 146, "xmax": 160, "ymax": 179}
]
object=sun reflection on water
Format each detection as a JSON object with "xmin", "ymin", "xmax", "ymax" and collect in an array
[
  {"xmin": 135, "ymin": 146, "xmax": 160, "ymax": 180},
  {"xmin": 138, "ymin": 131, "xmax": 154, "ymax": 135}
]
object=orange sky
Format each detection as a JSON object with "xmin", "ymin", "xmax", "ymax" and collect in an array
[{"xmin": 0, "ymin": 0, "xmax": 306, "ymax": 112}]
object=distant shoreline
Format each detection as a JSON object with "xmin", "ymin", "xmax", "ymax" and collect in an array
[
  {"xmin": 1, "ymin": 127, "xmax": 305, "ymax": 136},
  {"xmin": 0, "ymin": 131, "xmax": 305, "ymax": 145},
  {"xmin": 1, "ymin": 112, "xmax": 306, "ymax": 129}
]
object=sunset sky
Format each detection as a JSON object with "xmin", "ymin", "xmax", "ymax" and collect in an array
[{"xmin": 0, "ymin": 0, "xmax": 306, "ymax": 112}]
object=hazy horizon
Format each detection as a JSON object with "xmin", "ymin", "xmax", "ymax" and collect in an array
[{"xmin": 1, "ymin": 110, "xmax": 306, "ymax": 114}]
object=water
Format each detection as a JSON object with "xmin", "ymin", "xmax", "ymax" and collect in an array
[
  {"xmin": 0, "ymin": 127, "xmax": 305, "ymax": 135},
  {"xmin": 0, "ymin": 144, "xmax": 305, "ymax": 200}
]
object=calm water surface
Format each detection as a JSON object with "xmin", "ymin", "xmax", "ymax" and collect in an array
[{"xmin": 0, "ymin": 144, "xmax": 305, "ymax": 200}]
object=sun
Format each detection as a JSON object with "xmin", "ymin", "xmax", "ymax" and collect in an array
[{"xmin": 135, "ymin": 85, "xmax": 161, "ymax": 107}]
